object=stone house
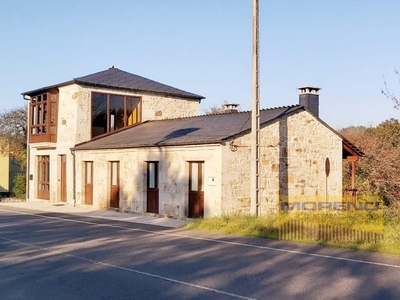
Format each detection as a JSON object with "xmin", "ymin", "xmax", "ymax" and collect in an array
[{"xmin": 22, "ymin": 68, "xmax": 363, "ymax": 218}]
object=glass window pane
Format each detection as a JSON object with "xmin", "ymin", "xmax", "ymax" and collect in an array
[
  {"xmin": 111, "ymin": 162, "xmax": 118, "ymax": 186},
  {"xmin": 200, "ymin": 163, "xmax": 204, "ymax": 191},
  {"xmin": 149, "ymin": 163, "xmax": 156, "ymax": 188},
  {"xmin": 37, "ymin": 105, "xmax": 42, "ymax": 125},
  {"xmin": 86, "ymin": 162, "xmax": 92, "ymax": 184},
  {"xmin": 126, "ymin": 97, "xmax": 140, "ymax": 125},
  {"xmin": 91, "ymin": 93, "xmax": 107, "ymax": 137},
  {"xmin": 50, "ymin": 102, "xmax": 55, "ymax": 123},
  {"xmin": 109, "ymin": 95, "xmax": 124, "ymax": 131},
  {"xmin": 191, "ymin": 163, "xmax": 198, "ymax": 191}
]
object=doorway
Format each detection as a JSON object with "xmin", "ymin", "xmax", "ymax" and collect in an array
[
  {"xmin": 146, "ymin": 162, "xmax": 159, "ymax": 213},
  {"xmin": 60, "ymin": 155, "xmax": 67, "ymax": 202},
  {"xmin": 188, "ymin": 162, "xmax": 204, "ymax": 218},
  {"xmin": 109, "ymin": 161, "xmax": 120, "ymax": 208},
  {"xmin": 84, "ymin": 161, "xmax": 93, "ymax": 205},
  {"xmin": 38, "ymin": 155, "xmax": 50, "ymax": 200}
]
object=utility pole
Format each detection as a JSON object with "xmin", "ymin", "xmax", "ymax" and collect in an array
[{"xmin": 250, "ymin": 0, "xmax": 260, "ymax": 216}]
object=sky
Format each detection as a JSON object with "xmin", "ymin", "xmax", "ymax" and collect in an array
[{"xmin": 0, "ymin": 0, "xmax": 399, "ymax": 129}]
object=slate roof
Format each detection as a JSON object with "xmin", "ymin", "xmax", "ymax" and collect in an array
[
  {"xmin": 73, "ymin": 105, "xmax": 301, "ymax": 150},
  {"xmin": 72, "ymin": 104, "xmax": 365, "ymax": 157},
  {"xmin": 22, "ymin": 67, "xmax": 204, "ymax": 100}
]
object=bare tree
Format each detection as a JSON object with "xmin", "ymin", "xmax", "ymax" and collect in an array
[
  {"xmin": 382, "ymin": 69, "xmax": 400, "ymax": 109},
  {"xmin": 203, "ymin": 102, "xmax": 227, "ymax": 115},
  {"xmin": 203, "ymin": 101, "xmax": 240, "ymax": 115}
]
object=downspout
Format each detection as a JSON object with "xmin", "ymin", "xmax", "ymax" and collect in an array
[{"xmin": 70, "ymin": 148, "xmax": 76, "ymax": 207}]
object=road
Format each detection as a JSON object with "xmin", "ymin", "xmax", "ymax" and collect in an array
[{"xmin": 1, "ymin": 205, "xmax": 400, "ymax": 300}]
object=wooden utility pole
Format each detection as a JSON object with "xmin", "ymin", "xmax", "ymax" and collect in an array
[{"xmin": 250, "ymin": 0, "xmax": 260, "ymax": 216}]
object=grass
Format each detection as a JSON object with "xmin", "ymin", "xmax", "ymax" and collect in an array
[{"xmin": 185, "ymin": 209, "xmax": 400, "ymax": 255}]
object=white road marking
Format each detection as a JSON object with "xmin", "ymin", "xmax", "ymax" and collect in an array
[
  {"xmin": 0, "ymin": 235, "xmax": 256, "ymax": 300},
  {"xmin": 1, "ymin": 208, "xmax": 400, "ymax": 269}
]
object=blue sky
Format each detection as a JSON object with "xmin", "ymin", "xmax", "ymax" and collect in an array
[{"xmin": 1, "ymin": 0, "xmax": 399, "ymax": 129}]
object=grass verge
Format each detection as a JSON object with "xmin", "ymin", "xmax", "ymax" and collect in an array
[{"xmin": 185, "ymin": 210, "xmax": 400, "ymax": 255}]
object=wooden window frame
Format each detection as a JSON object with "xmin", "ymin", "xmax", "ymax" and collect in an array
[
  {"xmin": 91, "ymin": 92, "xmax": 142, "ymax": 138},
  {"xmin": 29, "ymin": 92, "xmax": 58, "ymax": 143}
]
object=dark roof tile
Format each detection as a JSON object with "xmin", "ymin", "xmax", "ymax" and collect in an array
[
  {"xmin": 73, "ymin": 106, "xmax": 301, "ymax": 150},
  {"xmin": 22, "ymin": 68, "xmax": 204, "ymax": 100}
]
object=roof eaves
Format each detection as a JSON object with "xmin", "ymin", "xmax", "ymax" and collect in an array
[
  {"xmin": 342, "ymin": 140, "xmax": 365, "ymax": 157},
  {"xmin": 21, "ymin": 80, "xmax": 75, "ymax": 96},
  {"xmin": 72, "ymin": 140, "xmax": 222, "ymax": 151}
]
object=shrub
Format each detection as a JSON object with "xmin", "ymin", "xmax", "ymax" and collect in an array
[{"xmin": 12, "ymin": 173, "xmax": 26, "ymax": 199}]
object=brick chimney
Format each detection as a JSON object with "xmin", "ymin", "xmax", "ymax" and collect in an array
[
  {"xmin": 297, "ymin": 86, "xmax": 321, "ymax": 117},
  {"xmin": 223, "ymin": 103, "xmax": 240, "ymax": 113}
]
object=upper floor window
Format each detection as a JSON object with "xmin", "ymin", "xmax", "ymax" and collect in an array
[
  {"xmin": 29, "ymin": 92, "xmax": 58, "ymax": 143},
  {"xmin": 91, "ymin": 92, "xmax": 141, "ymax": 138}
]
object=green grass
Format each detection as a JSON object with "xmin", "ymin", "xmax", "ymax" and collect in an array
[{"xmin": 185, "ymin": 210, "xmax": 400, "ymax": 255}]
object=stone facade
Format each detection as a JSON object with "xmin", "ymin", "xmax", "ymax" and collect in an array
[
  {"xmin": 221, "ymin": 110, "xmax": 343, "ymax": 215},
  {"xmin": 74, "ymin": 145, "xmax": 222, "ymax": 219},
  {"xmin": 27, "ymin": 83, "xmax": 200, "ymax": 204},
  {"xmin": 27, "ymin": 80, "xmax": 345, "ymax": 219}
]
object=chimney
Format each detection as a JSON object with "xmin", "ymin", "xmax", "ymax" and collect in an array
[
  {"xmin": 297, "ymin": 86, "xmax": 321, "ymax": 117},
  {"xmin": 223, "ymin": 103, "xmax": 240, "ymax": 113}
]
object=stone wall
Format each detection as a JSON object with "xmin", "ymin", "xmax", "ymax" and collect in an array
[
  {"xmin": 27, "ymin": 83, "xmax": 200, "ymax": 204},
  {"xmin": 74, "ymin": 145, "xmax": 222, "ymax": 219},
  {"xmin": 221, "ymin": 109, "xmax": 343, "ymax": 215},
  {"xmin": 142, "ymin": 95, "xmax": 200, "ymax": 120}
]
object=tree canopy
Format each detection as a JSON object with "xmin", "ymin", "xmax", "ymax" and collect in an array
[
  {"xmin": 340, "ymin": 119, "xmax": 400, "ymax": 207},
  {"xmin": 0, "ymin": 105, "xmax": 27, "ymax": 169}
]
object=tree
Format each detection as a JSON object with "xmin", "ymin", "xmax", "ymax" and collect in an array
[
  {"xmin": 340, "ymin": 120, "xmax": 400, "ymax": 207},
  {"xmin": 0, "ymin": 105, "xmax": 27, "ymax": 169},
  {"xmin": 204, "ymin": 102, "xmax": 227, "ymax": 115},
  {"xmin": 382, "ymin": 69, "xmax": 400, "ymax": 109},
  {"xmin": 203, "ymin": 101, "xmax": 240, "ymax": 115}
]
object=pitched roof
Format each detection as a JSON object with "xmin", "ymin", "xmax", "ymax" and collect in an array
[
  {"xmin": 73, "ymin": 105, "xmax": 365, "ymax": 157},
  {"xmin": 73, "ymin": 105, "xmax": 301, "ymax": 150},
  {"xmin": 22, "ymin": 67, "xmax": 204, "ymax": 100}
]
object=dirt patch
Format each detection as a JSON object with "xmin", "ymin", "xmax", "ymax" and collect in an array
[{"xmin": 0, "ymin": 197, "xmax": 26, "ymax": 203}]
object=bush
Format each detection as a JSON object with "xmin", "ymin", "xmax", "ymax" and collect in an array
[{"xmin": 12, "ymin": 173, "xmax": 26, "ymax": 199}]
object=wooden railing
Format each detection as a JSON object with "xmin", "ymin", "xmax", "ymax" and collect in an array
[{"xmin": 279, "ymin": 220, "xmax": 383, "ymax": 243}]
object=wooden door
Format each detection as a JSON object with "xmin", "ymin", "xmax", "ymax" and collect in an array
[
  {"xmin": 146, "ymin": 162, "xmax": 159, "ymax": 213},
  {"xmin": 38, "ymin": 156, "xmax": 50, "ymax": 200},
  {"xmin": 110, "ymin": 161, "xmax": 119, "ymax": 208},
  {"xmin": 60, "ymin": 155, "xmax": 67, "ymax": 202},
  {"xmin": 84, "ymin": 161, "xmax": 93, "ymax": 205},
  {"xmin": 188, "ymin": 162, "xmax": 204, "ymax": 218}
]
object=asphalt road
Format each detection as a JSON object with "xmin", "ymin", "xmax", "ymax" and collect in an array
[{"xmin": 1, "ymin": 206, "xmax": 400, "ymax": 300}]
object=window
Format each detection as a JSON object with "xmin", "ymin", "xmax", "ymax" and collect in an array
[
  {"xmin": 91, "ymin": 93, "xmax": 141, "ymax": 138},
  {"xmin": 29, "ymin": 92, "xmax": 58, "ymax": 143}
]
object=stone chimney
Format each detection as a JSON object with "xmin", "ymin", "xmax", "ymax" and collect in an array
[
  {"xmin": 223, "ymin": 103, "xmax": 240, "ymax": 113},
  {"xmin": 297, "ymin": 86, "xmax": 321, "ymax": 117}
]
